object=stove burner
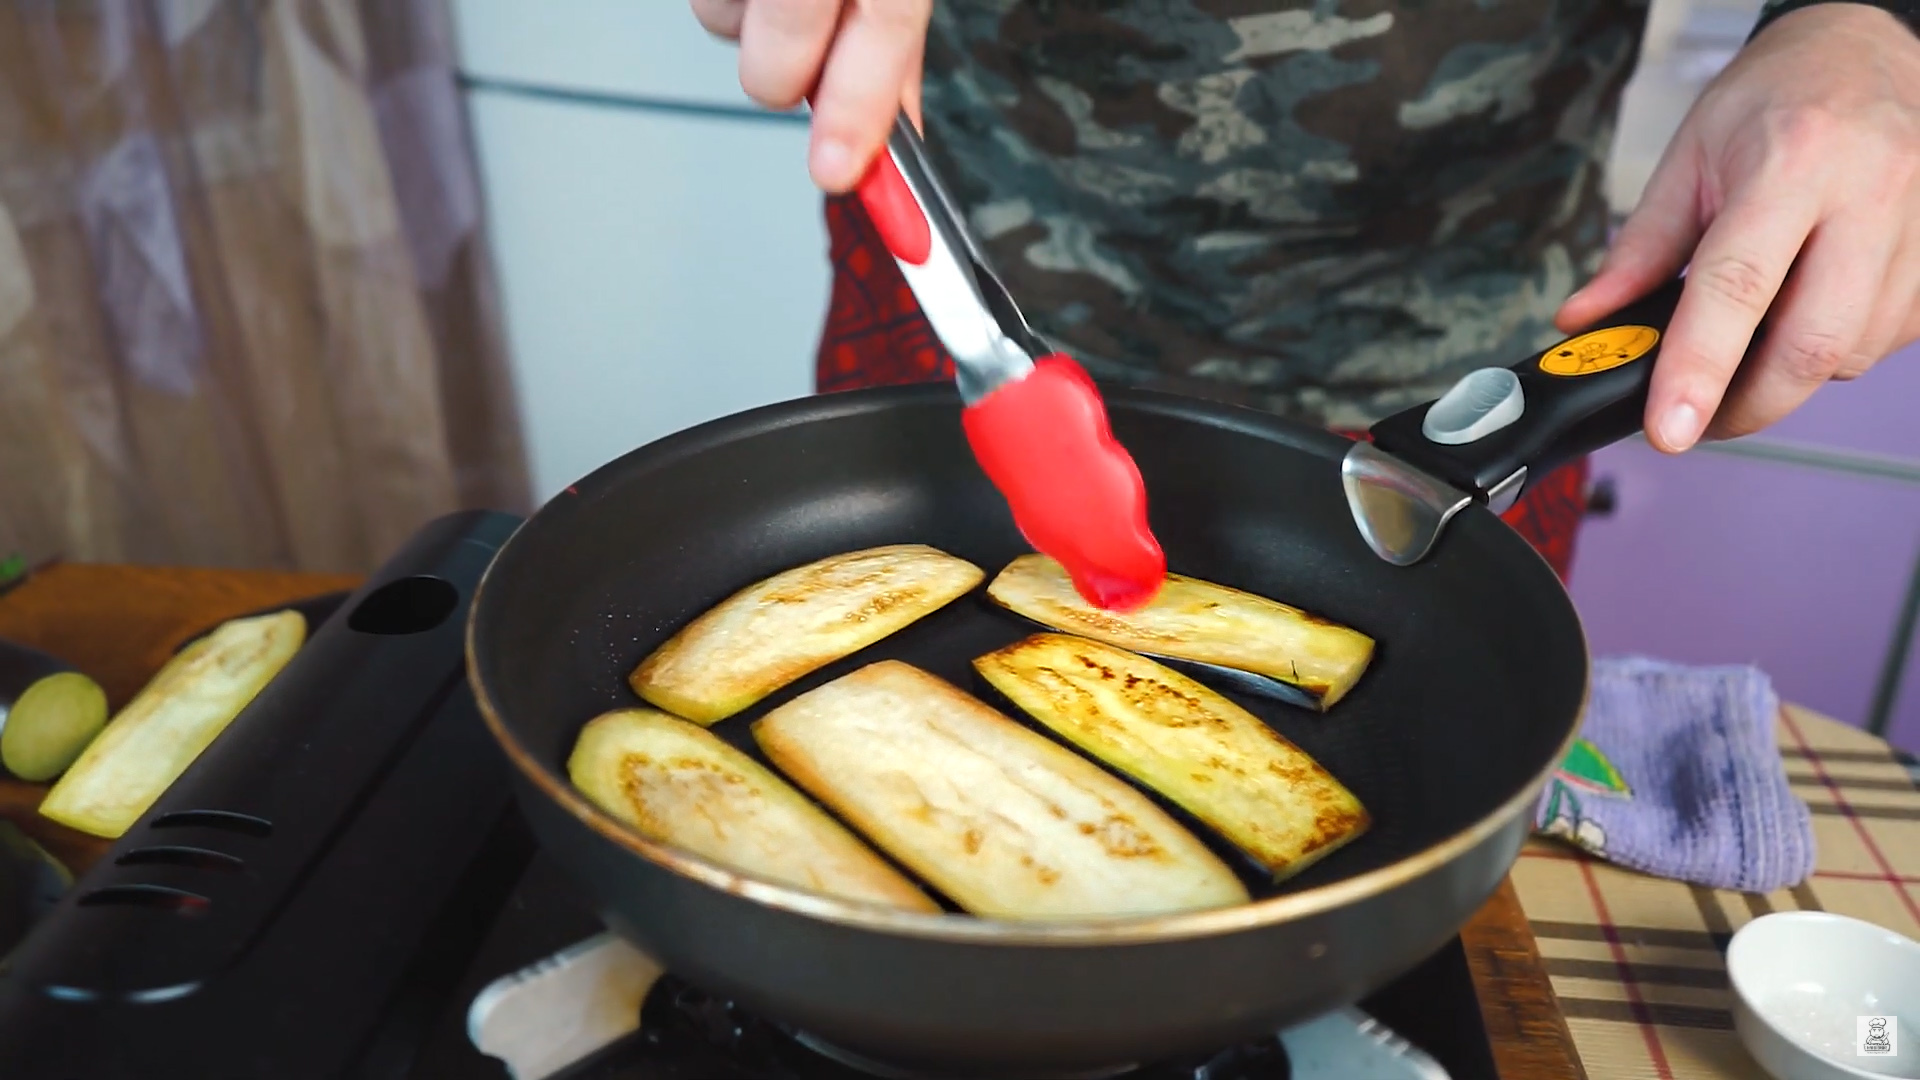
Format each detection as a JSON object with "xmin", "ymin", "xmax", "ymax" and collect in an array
[
  {"xmin": 635, "ymin": 975, "xmax": 1292, "ymax": 1080},
  {"xmin": 463, "ymin": 927, "xmax": 1457, "ymax": 1080},
  {"xmin": 786, "ymin": 1029, "xmax": 1134, "ymax": 1080}
]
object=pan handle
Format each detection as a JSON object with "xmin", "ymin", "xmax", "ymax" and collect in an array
[{"xmin": 1365, "ymin": 276, "xmax": 1751, "ymax": 507}]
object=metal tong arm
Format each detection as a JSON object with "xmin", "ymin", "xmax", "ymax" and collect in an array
[{"xmin": 860, "ymin": 115, "xmax": 1040, "ymax": 403}]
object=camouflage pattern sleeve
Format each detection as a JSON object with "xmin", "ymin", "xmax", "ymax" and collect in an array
[
  {"xmin": 918, "ymin": 0, "xmax": 1651, "ymax": 431},
  {"xmin": 1747, "ymin": 0, "xmax": 1918, "ymax": 38}
]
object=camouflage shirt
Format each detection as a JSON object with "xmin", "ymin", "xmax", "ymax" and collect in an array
[{"xmin": 919, "ymin": 0, "xmax": 1653, "ymax": 429}]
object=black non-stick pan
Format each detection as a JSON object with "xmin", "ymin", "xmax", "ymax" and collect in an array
[{"xmin": 466, "ymin": 274, "xmax": 1725, "ymax": 1076}]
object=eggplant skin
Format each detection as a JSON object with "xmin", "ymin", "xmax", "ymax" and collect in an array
[
  {"xmin": 568, "ymin": 708, "xmax": 937, "ymax": 912},
  {"xmin": 986, "ymin": 554, "xmax": 1374, "ymax": 709},
  {"xmin": 0, "ymin": 638, "xmax": 76, "ymax": 716},
  {"xmin": 1, "ymin": 671, "xmax": 109, "ymax": 782},
  {"xmin": 974, "ymin": 633, "xmax": 1369, "ymax": 881},
  {"xmin": 752, "ymin": 660, "xmax": 1250, "ymax": 921},
  {"xmin": 630, "ymin": 544, "xmax": 984, "ymax": 725},
  {"xmin": 38, "ymin": 610, "xmax": 305, "ymax": 839}
]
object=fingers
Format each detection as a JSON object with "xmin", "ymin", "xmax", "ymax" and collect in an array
[
  {"xmin": 738, "ymin": 0, "xmax": 841, "ymax": 111},
  {"xmin": 1641, "ymin": 180, "xmax": 1823, "ymax": 452},
  {"xmin": 1703, "ymin": 213, "xmax": 1893, "ymax": 439},
  {"xmin": 733, "ymin": 0, "xmax": 930, "ymax": 192},
  {"xmin": 805, "ymin": 0, "xmax": 932, "ymax": 191},
  {"xmin": 1901, "ymin": 281, "xmax": 1920, "ymax": 352},
  {"xmin": 1556, "ymin": 141, "xmax": 1706, "ymax": 333},
  {"xmin": 691, "ymin": 0, "xmax": 748, "ymax": 38},
  {"xmin": 901, "ymin": 40, "xmax": 925, "ymax": 132},
  {"xmin": 1851, "ymin": 229, "xmax": 1920, "ymax": 373}
]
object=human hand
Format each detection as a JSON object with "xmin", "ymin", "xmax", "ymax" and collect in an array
[
  {"xmin": 691, "ymin": 0, "xmax": 931, "ymax": 193},
  {"xmin": 1556, "ymin": 3, "xmax": 1920, "ymax": 452}
]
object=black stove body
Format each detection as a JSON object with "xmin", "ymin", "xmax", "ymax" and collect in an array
[{"xmin": 0, "ymin": 513, "xmax": 1502, "ymax": 1080}]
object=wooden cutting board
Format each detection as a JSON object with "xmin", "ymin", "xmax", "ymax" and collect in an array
[
  {"xmin": 0, "ymin": 563, "xmax": 360, "ymax": 871},
  {"xmin": 0, "ymin": 563, "xmax": 1586, "ymax": 1079}
]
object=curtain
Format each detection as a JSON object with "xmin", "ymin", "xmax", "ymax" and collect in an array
[{"xmin": 0, "ymin": 0, "xmax": 530, "ymax": 574}]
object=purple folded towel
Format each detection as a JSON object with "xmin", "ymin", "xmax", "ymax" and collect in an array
[{"xmin": 1531, "ymin": 656, "xmax": 1816, "ymax": 894}]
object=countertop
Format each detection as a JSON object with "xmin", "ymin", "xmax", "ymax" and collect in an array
[
  {"xmin": 1512, "ymin": 705, "xmax": 1920, "ymax": 1077},
  {"xmin": 20, "ymin": 562, "xmax": 1902, "ymax": 1079}
]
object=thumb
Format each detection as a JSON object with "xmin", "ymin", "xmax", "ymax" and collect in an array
[
  {"xmin": 902, "ymin": 46, "xmax": 924, "ymax": 132},
  {"xmin": 1556, "ymin": 140, "xmax": 1706, "ymax": 332}
]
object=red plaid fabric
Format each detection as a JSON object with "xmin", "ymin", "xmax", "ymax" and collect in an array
[{"xmin": 814, "ymin": 194, "xmax": 1589, "ymax": 582}]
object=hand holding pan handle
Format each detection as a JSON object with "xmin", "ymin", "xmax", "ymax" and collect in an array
[{"xmin": 1345, "ymin": 276, "xmax": 1757, "ymax": 566}]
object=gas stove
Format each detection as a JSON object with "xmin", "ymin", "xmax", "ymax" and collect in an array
[
  {"xmin": 412, "ymin": 846, "xmax": 1493, "ymax": 1080},
  {"xmin": 0, "ymin": 512, "xmax": 1502, "ymax": 1080}
]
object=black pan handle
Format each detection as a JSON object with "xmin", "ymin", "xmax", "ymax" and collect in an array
[{"xmin": 1367, "ymin": 277, "xmax": 1738, "ymax": 506}]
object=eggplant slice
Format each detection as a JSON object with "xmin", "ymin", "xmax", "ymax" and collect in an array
[
  {"xmin": 39, "ymin": 610, "xmax": 305, "ymax": 839},
  {"xmin": 569, "ymin": 708, "xmax": 937, "ymax": 912},
  {"xmin": 631, "ymin": 544, "xmax": 984, "ymax": 725},
  {"xmin": 985, "ymin": 554, "xmax": 1374, "ymax": 710},
  {"xmin": 752, "ymin": 660, "xmax": 1250, "ymax": 921},
  {"xmin": 974, "ymin": 633, "xmax": 1369, "ymax": 881}
]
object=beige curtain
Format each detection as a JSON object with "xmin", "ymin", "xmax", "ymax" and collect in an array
[{"xmin": 0, "ymin": 0, "xmax": 530, "ymax": 574}]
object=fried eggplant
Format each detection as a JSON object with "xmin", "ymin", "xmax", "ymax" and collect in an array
[
  {"xmin": 631, "ymin": 544, "xmax": 984, "ymax": 724},
  {"xmin": 39, "ymin": 610, "xmax": 305, "ymax": 839},
  {"xmin": 974, "ymin": 633, "xmax": 1369, "ymax": 881},
  {"xmin": 568, "ymin": 708, "xmax": 937, "ymax": 911},
  {"xmin": 985, "ymin": 554, "xmax": 1374, "ymax": 709},
  {"xmin": 752, "ymin": 660, "xmax": 1249, "ymax": 920}
]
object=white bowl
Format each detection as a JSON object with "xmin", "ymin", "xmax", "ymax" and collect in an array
[{"xmin": 1728, "ymin": 912, "xmax": 1920, "ymax": 1079}]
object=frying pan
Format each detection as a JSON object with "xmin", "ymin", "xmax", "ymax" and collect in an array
[{"xmin": 464, "ymin": 278, "xmax": 1724, "ymax": 1080}]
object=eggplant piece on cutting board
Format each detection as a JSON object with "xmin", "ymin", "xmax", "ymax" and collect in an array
[
  {"xmin": 0, "ymin": 641, "xmax": 87, "ymax": 954},
  {"xmin": 0, "ymin": 639, "xmax": 75, "ymax": 733},
  {"xmin": 0, "ymin": 640, "xmax": 111, "ymax": 782}
]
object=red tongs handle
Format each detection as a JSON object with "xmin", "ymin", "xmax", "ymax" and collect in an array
[
  {"xmin": 856, "ymin": 145, "xmax": 932, "ymax": 267},
  {"xmin": 799, "ymin": 94, "xmax": 931, "ymax": 267}
]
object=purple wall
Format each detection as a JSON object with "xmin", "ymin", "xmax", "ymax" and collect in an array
[
  {"xmin": 1565, "ymin": 343, "xmax": 1920, "ymax": 754},
  {"xmin": 1760, "ymin": 347, "xmax": 1920, "ymax": 461},
  {"xmin": 1569, "ymin": 441, "xmax": 1920, "ymax": 742}
]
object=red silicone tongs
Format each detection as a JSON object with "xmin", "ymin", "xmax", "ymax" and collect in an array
[{"xmin": 852, "ymin": 114, "xmax": 1166, "ymax": 610}]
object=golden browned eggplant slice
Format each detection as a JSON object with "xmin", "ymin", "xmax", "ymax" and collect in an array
[
  {"xmin": 986, "ymin": 554, "xmax": 1375, "ymax": 709},
  {"xmin": 752, "ymin": 660, "xmax": 1249, "ymax": 920},
  {"xmin": 631, "ymin": 544, "xmax": 984, "ymax": 725},
  {"xmin": 974, "ymin": 633, "xmax": 1369, "ymax": 881},
  {"xmin": 568, "ymin": 708, "xmax": 937, "ymax": 912},
  {"xmin": 39, "ymin": 610, "xmax": 306, "ymax": 839}
]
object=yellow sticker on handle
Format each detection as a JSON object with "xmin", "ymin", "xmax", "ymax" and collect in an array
[{"xmin": 1538, "ymin": 325, "xmax": 1661, "ymax": 377}]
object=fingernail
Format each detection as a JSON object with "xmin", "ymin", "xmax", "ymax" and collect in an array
[
  {"xmin": 1660, "ymin": 402, "xmax": 1702, "ymax": 451},
  {"xmin": 812, "ymin": 138, "xmax": 853, "ymax": 188}
]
